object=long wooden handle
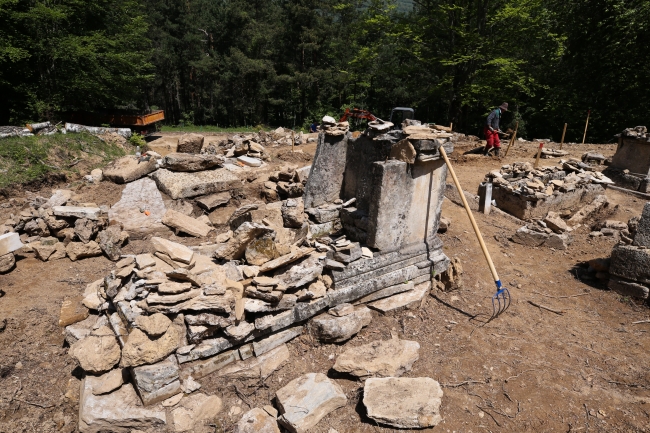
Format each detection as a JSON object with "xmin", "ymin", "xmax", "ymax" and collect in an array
[{"xmin": 439, "ymin": 146, "xmax": 500, "ymax": 285}]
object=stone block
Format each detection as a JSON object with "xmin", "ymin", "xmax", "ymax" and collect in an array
[
  {"xmin": 634, "ymin": 203, "xmax": 650, "ymax": 247},
  {"xmin": 312, "ymin": 306, "xmax": 372, "ymax": 343},
  {"xmin": 610, "ymin": 245, "xmax": 650, "ymax": 284},
  {"xmin": 368, "ymin": 281, "xmax": 430, "ymax": 312},
  {"xmin": 180, "ymin": 349, "xmax": 238, "ymax": 379},
  {"xmin": 102, "ymin": 155, "xmax": 158, "ymax": 184},
  {"xmin": 333, "ymin": 338, "xmax": 419, "ymax": 378},
  {"xmin": 0, "ymin": 232, "xmax": 23, "ymax": 256},
  {"xmin": 52, "ymin": 206, "xmax": 101, "ymax": 220},
  {"xmin": 150, "ymin": 168, "xmax": 240, "ymax": 200},
  {"xmin": 252, "ymin": 326, "xmax": 303, "ymax": 356},
  {"xmin": 131, "ymin": 356, "xmax": 181, "ymax": 406},
  {"xmin": 512, "ymin": 226, "xmax": 548, "ymax": 247},
  {"xmin": 196, "ymin": 192, "xmax": 231, "ymax": 211},
  {"xmin": 162, "ymin": 152, "xmax": 224, "ymax": 172},
  {"xmin": 304, "ymin": 133, "xmax": 349, "ymax": 208},
  {"xmin": 108, "ymin": 178, "xmax": 169, "ymax": 240},
  {"xmin": 177, "ymin": 133, "xmax": 204, "ymax": 153},
  {"xmin": 608, "ymin": 276, "xmax": 650, "ymax": 299},
  {"xmin": 216, "ymin": 344, "xmax": 289, "ymax": 380},
  {"xmin": 162, "ymin": 209, "xmax": 212, "ymax": 237}
]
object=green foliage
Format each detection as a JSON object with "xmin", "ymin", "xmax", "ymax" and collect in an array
[
  {"xmin": 0, "ymin": 133, "xmax": 125, "ymax": 188},
  {"xmin": 128, "ymin": 133, "xmax": 147, "ymax": 148}
]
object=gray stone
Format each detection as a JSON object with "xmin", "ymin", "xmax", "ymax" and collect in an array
[
  {"xmin": 97, "ymin": 226, "xmax": 125, "ymax": 261},
  {"xmin": 64, "ymin": 315, "xmax": 98, "ymax": 345},
  {"xmin": 295, "ymin": 165, "xmax": 312, "ymax": 183},
  {"xmin": 282, "ymin": 199, "xmax": 305, "ymax": 228},
  {"xmin": 275, "ymin": 254, "xmax": 323, "ymax": 290},
  {"xmin": 78, "ymin": 378, "xmax": 166, "ymax": 433},
  {"xmin": 162, "ymin": 152, "xmax": 224, "ymax": 172},
  {"xmin": 254, "ymin": 310, "xmax": 294, "ymax": 332},
  {"xmin": 512, "ymin": 226, "xmax": 548, "ymax": 247},
  {"xmin": 108, "ymin": 178, "xmax": 169, "ymax": 239},
  {"xmin": 170, "ymin": 392, "xmax": 222, "ymax": 433},
  {"xmin": 227, "ymin": 204, "xmax": 259, "ymax": 230},
  {"xmin": 363, "ymin": 377, "xmax": 443, "ymax": 429},
  {"xmin": 259, "ymin": 247, "xmax": 314, "ymax": 273},
  {"xmin": 103, "ymin": 155, "xmax": 158, "ymax": 184},
  {"xmin": 234, "ymin": 408, "xmax": 280, "ymax": 433},
  {"xmin": 213, "ymin": 222, "xmax": 274, "ymax": 260},
  {"xmin": 131, "ymin": 356, "xmax": 181, "ymax": 406},
  {"xmin": 66, "ymin": 241, "xmax": 103, "ymax": 261},
  {"xmin": 52, "ymin": 206, "xmax": 101, "ymax": 220},
  {"xmin": 368, "ymin": 281, "xmax": 430, "ymax": 312},
  {"xmin": 328, "ymin": 303, "xmax": 355, "ymax": 316},
  {"xmin": 610, "ymin": 245, "xmax": 650, "ymax": 284},
  {"xmin": 176, "ymin": 133, "xmax": 204, "ymax": 153},
  {"xmin": 333, "ymin": 338, "xmax": 420, "ymax": 378},
  {"xmin": 324, "ymin": 259, "xmax": 345, "ymax": 271},
  {"xmin": 180, "ymin": 349, "xmax": 238, "ymax": 380},
  {"xmin": 312, "ymin": 306, "xmax": 372, "ymax": 343},
  {"xmin": 634, "ymin": 203, "xmax": 650, "ymax": 247},
  {"xmin": 332, "ymin": 242, "xmax": 362, "ymax": 263},
  {"xmin": 162, "ymin": 209, "xmax": 212, "ymax": 237},
  {"xmin": 177, "ymin": 337, "xmax": 233, "ymax": 363},
  {"xmin": 276, "ymin": 373, "xmax": 347, "ymax": 433},
  {"xmin": 216, "ymin": 344, "xmax": 289, "ymax": 380},
  {"xmin": 196, "ymin": 192, "xmax": 231, "ymax": 211},
  {"xmin": 544, "ymin": 232, "xmax": 572, "ymax": 250},
  {"xmin": 0, "ymin": 233, "xmax": 23, "ymax": 256},
  {"xmin": 43, "ymin": 189, "xmax": 72, "ymax": 208},
  {"xmin": 355, "ymin": 281, "xmax": 414, "ymax": 304},
  {"xmin": 304, "ymin": 133, "xmax": 348, "ymax": 208},
  {"xmin": 150, "ymin": 168, "xmax": 240, "ymax": 200},
  {"xmin": 74, "ymin": 218, "xmax": 97, "ymax": 244},
  {"xmin": 608, "ymin": 276, "xmax": 650, "ymax": 299},
  {"xmin": 306, "ymin": 207, "xmax": 339, "ymax": 224},
  {"xmin": 92, "ymin": 369, "xmax": 125, "ymax": 395},
  {"xmin": 252, "ymin": 326, "xmax": 303, "ymax": 356},
  {"xmin": 0, "ymin": 253, "xmax": 15, "ymax": 273}
]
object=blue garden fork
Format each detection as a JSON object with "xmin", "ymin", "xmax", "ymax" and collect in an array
[{"xmin": 439, "ymin": 146, "xmax": 512, "ymax": 321}]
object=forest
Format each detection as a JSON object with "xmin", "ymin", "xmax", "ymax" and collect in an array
[{"xmin": 0, "ymin": 0, "xmax": 649, "ymax": 142}]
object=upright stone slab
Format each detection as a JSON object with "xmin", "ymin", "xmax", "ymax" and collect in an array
[
  {"xmin": 108, "ymin": 178, "xmax": 169, "ymax": 240},
  {"xmin": 634, "ymin": 202, "xmax": 650, "ymax": 247},
  {"xmin": 303, "ymin": 133, "xmax": 349, "ymax": 209}
]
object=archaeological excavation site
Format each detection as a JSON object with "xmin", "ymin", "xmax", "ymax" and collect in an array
[{"xmin": 1, "ymin": 118, "xmax": 650, "ymax": 433}]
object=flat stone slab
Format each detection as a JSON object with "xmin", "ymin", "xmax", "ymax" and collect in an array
[
  {"xmin": 162, "ymin": 152, "xmax": 224, "ymax": 172},
  {"xmin": 53, "ymin": 206, "xmax": 101, "ymax": 220},
  {"xmin": 276, "ymin": 373, "xmax": 347, "ymax": 433},
  {"xmin": 79, "ymin": 377, "xmax": 166, "ymax": 432},
  {"xmin": 150, "ymin": 168, "xmax": 240, "ymax": 199},
  {"xmin": 234, "ymin": 407, "xmax": 280, "ymax": 433},
  {"xmin": 312, "ymin": 306, "xmax": 372, "ymax": 343},
  {"xmin": 108, "ymin": 178, "xmax": 168, "ymax": 239},
  {"xmin": 333, "ymin": 338, "xmax": 420, "ymax": 378},
  {"xmin": 363, "ymin": 377, "xmax": 443, "ymax": 429},
  {"xmin": 0, "ymin": 232, "xmax": 23, "ymax": 256},
  {"xmin": 196, "ymin": 192, "xmax": 231, "ymax": 211},
  {"xmin": 103, "ymin": 155, "xmax": 158, "ymax": 184},
  {"xmin": 368, "ymin": 281, "xmax": 429, "ymax": 312},
  {"xmin": 162, "ymin": 209, "xmax": 212, "ymax": 237}
]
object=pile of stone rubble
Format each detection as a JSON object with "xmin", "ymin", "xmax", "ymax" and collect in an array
[
  {"xmin": 620, "ymin": 126, "xmax": 649, "ymax": 140},
  {"xmin": 45, "ymin": 117, "xmax": 455, "ymax": 431}
]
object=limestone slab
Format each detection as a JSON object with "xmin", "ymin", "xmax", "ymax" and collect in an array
[
  {"xmin": 216, "ymin": 344, "xmax": 289, "ymax": 380},
  {"xmin": 0, "ymin": 232, "xmax": 23, "ymax": 256},
  {"xmin": 234, "ymin": 407, "xmax": 280, "ymax": 433},
  {"xmin": 368, "ymin": 281, "xmax": 430, "ymax": 312},
  {"xmin": 162, "ymin": 153, "xmax": 224, "ymax": 172},
  {"xmin": 333, "ymin": 338, "xmax": 420, "ymax": 378},
  {"xmin": 150, "ymin": 168, "xmax": 240, "ymax": 200},
  {"xmin": 252, "ymin": 326, "xmax": 303, "ymax": 356},
  {"xmin": 53, "ymin": 206, "xmax": 101, "ymax": 220},
  {"xmin": 162, "ymin": 209, "xmax": 212, "ymax": 237},
  {"xmin": 312, "ymin": 307, "xmax": 372, "ymax": 343},
  {"xmin": 131, "ymin": 356, "xmax": 181, "ymax": 406},
  {"xmin": 103, "ymin": 155, "xmax": 158, "ymax": 184},
  {"xmin": 108, "ymin": 178, "xmax": 169, "ymax": 239},
  {"xmin": 151, "ymin": 237, "xmax": 194, "ymax": 263}
]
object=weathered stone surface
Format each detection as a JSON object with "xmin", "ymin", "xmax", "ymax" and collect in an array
[
  {"xmin": 389, "ymin": 139, "xmax": 417, "ymax": 164},
  {"xmin": 634, "ymin": 203, "xmax": 650, "ymax": 247},
  {"xmin": 275, "ymin": 254, "xmax": 323, "ymax": 290},
  {"xmin": 312, "ymin": 306, "xmax": 372, "ymax": 343},
  {"xmin": 276, "ymin": 373, "xmax": 347, "ymax": 433},
  {"xmin": 255, "ymin": 310, "xmax": 294, "ymax": 332},
  {"xmin": 53, "ymin": 206, "xmax": 101, "ymax": 220},
  {"xmin": 108, "ymin": 178, "xmax": 169, "ymax": 239},
  {"xmin": 59, "ymin": 296, "xmax": 90, "ymax": 326},
  {"xmin": 252, "ymin": 326, "xmax": 303, "ymax": 356},
  {"xmin": 177, "ymin": 133, "xmax": 205, "ymax": 154},
  {"xmin": 213, "ymin": 222, "xmax": 274, "ymax": 260},
  {"xmin": 43, "ymin": 189, "xmax": 72, "ymax": 208},
  {"xmin": 544, "ymin": 211, "xmax": 569, "ymax": 233},
  {"xmin": 363, "ymin": 377, "xmax": 443, "ymax": 429},
  {"xmin": 103, "ymin": 155, "xmax": 158, "ymax": 184},
  {"xmin": 610, "ymin": 244, "xmax": 650, "ymax": 284},
  {"xmin": 259, "ymin": 247, "xmax": 314, "ymax": 273},
  {"xmin": 135, "ymin": 313, "xmax": 172, "ymax": 337},
  {"xmin": 64, "ymin": 314, "xmax": 98, "ymax": 345},
  {"xmin": 333, "ymin": 338, "xmax": 419, "ymax": 378},
  {"xmin": 245, "ymin": 237, "xmax": 279, "ymax": 266},
  {"xmin": 79, "ymin": 378, "xmax": 166, "ymax": 433},
  {"xmin": 97, "ymin": 225, "xmax": 123, "ymax": 261},
  {"xmin": 237, "ymin": 155, "xmax": 262, "ymax": 167},
  {"xmin": 304, "ymin": 133, "xmax": 348, "ymax": 209},
  {"xmin": 234, "ymin": 408, "xmax": 280, "ymax": 433},
  {"xmin": 170, "ymin": 392, "xmax": 222, "ymax": 433},
  {"xmin": 92, "ymin": 369, "xmax": 125, "ymax": 395},
  {"xmin": 224, "ymin": 321, "xmax": 255, "ymax": 340},
  {"xmin": 227, "ymin": 204, "xmax": 259, "ymax": 230},
  {"xmin": 180, "ymin": 350, "xmax": 238, "ymax": 379},
  {"xmin": 69, "ymin": 331, "xmax": 121, "ymax": 374},
  {"xmin": 196, "ymin": 192, "xmax": 231, "ymax": 211},
  {"xmin": 217, "ymin": 344, "xmax": 289, "ymax": 380},
  {"xmin": 151, "ymin": 168, "xmax": 240, "ymax": 200},
  {"xmin": 512, "ymin": 226, "xmax": 548, "ymax": 247},
  {"xmin": 282, "ymin": 199, "xmax": 305, "ymax": 228},
  {"xmin": 151, "ymin": 237, "xmax": 194, "ymax": 263},
  {"xmin": 180, "ymin": 375, "xmax": 200, "ymax": 393},
  {"xmin": 65, "ymin": 240, "xmax": 103, "ymax": 261},
  {"xmin": 177, "ymin": 338, "xmax": 233, "ymax": 364},
  {"xmin": 609, "ymin": 276, "xmax": 650, "ymax": 299},
  {"xmin": 162, "ymin": 209, "xmax": 212, "ymax": 237},
  {"xmin": 368, "ymin": 281, "xmax": 430, "ymax": 312},
  {"xmin": 0, "ymin": 232, "xmax": 23, "ymax": 256},
  {"xmin": 356, "ymin": 281, "xmax": 414, "ymax": 304},
  {"xmin": 121, "ymin": 315, "xmax": 185, "ymax": 367},
  {"xmin": 132, "ymin": 356, "xmax": 181, "ymax": 406},
  {"xmin": 545, "ymin": 232, "xmax": 572, "ymax": 250},
  {"xmin": 332, "ymin": 242, "xmax": 362, "ymax": 264},
  {"xmin": 74, "ymin": 218, "xmax": 98, "ymax": 243},
  {"xmin": 309, "ymin": 220, "xmax": 341, "ymax": 238},
  {"xmin": 163, "ymin": 153, "xmax": 224, "ymax": 172},
  {"xmin": 306, "ymin": 207, "xmax": 339, "ymax": 224},
  {"xmin": 0, "ymin": 252, "xmax": 15, "ymax": 273},
  {"xmin": 136, "ymin": 253, "xmax": 156, "ymax": 269}
]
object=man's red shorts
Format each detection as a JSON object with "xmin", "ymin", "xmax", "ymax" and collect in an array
[{"xmin": 484, "ymin": 126, "xmax": 501, "ymax": 148}]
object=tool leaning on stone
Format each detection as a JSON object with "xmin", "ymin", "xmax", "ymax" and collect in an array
[{"xmin": 439, "ymin": 146, "xmax": 511, "ymax": 321}]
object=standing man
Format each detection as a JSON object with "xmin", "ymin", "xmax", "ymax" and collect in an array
[{"xmin": 483, "ymin": 102, "xmax": 508, "ymax": 157}]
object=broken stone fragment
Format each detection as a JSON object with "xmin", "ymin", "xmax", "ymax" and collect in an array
[
  {"xmin": 177, "ymin": 133, "xmax": 205, "ymax": 153},
  {"xmin": 170, "ymin": 392, "xmax": 222, "ymax": 432},
  {"xmin": 121, "ymin": 315, "xmax": 185, "ymax": 367},
  {"xmin": 224, "ymin": 321, "xmax": 255, "ymax": 340},
  {"xmin": 234, "ymin": 407, "xmax": 280, "ymax": 433},
  {"xmin": 162, "ymin": 209, "xmax": 212, "ymax": 237},
  {"xmin": 151, "ymin": 237, "xmax": 194, "ymax": 264},
  {"xmin": 363, "ymin": 377, "xmax": 443, "ymax": 429},
  {"xmin": 69, "ymin": 329, "xmax": 122, "ymax": 374},
  {"xmin": 274, "ymin": 254, "xmax": 323, "ymax": 290},
  {"xmin": 74, "ymin": 218, "xmax": 98, "ymax": 243},
  {"xmin": 131, "ymin": 355, "xmax": 182, "ymax": 406},
  {"xmin": 213, "ymin": 222, "xmax": 275, "ymax": 261},
  {"xmin": 312, "ymin": 306, "xmax": 372, "ymax": 343},
  {"xmin": 162, "ymin": 152, "xmax": 224, "ymax": 172},
  {"xmin": 150, "ymin": 168, "xmax": 240, "ymax": 200},
  {"xmin": 135, "ymin": 313, "xmax": 172, "ymax": 338},
  {"xmin": 136, "ymin": 253, "xmax": 156, "ymax": 270},
  {"xmin": 511, "ymin": 226, "xmax": 548, "ymax": 247},
  {"xmin": 78, "ymin": 378, "xmax": 166, "ymax": 433},
  {"xmin": 217, "ymin": 344, "xmax": 290, "ymax": 380},
  {"xmin": 59, "ymin": 296, "xmax": 90, "ymax": 326},
  {"xmin": 197, "ymin": 191, "xmax": 231, "ymax": 211},
  {"xmin": 108, "ymin": 178, "xmax": 169, "ymax": 240},
  {"xmin": 245, "ymin": 236, "xmax": 279, "ymax": 266},
  {"xmin": 334, "ymin": 338, "xmax": 419, "ymax": 378},
  {"xmin": 281, "ymin": 198, "xmax": 305, "ymax": 228},
  {"xmin": 227, "ymin": 204, "xmax": 259, "ymax": 230},
  {"xmin": 92, "ymin": 369, "xmax": 125, "ymax": 395},
  {"xmin": 66, "ymin": 240, "xmax": 103, "ymax": 261},
  {"xmin": 276, "ymin": 373, "xmax": 347, "ymax": 433},
  {"xmin": 544, "ymin": 211, "xmax": 569, "ymax": 233},
  {"xmin": 102, "ymin": 155, "xmax": 158, "ymax": 184}
]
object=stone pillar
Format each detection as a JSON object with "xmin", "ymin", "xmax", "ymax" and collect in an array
[{"xmin": 304, "ymin": 132, "xmax": 349, "ymax": 209}]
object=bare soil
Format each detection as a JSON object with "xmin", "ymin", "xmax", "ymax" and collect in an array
[{"xmin": 2, "ymin": 137, "xmax": 650, "ymax": 432}]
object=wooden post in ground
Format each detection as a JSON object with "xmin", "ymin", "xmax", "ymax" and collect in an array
[
  {"xmin": 534, "ymin": 142, "xmax": 544, "ymax": 168},
  {"xmin": 483, "ymin": 180, "xmax": 493, "ymax": 215},
  {"xmin": 503, "ymin": 121, "xmax": 519, "ymax": 157},
  {"xmin": 582, "ymin": 110, "xmax": 590, "ymax": 144},
  {"xmin": 560, "ymin": 123, "xmax": 568, "ymax": 150},
  {"xmin": 449, "ymin": 122, "xmax": 453, "ymax": 132},
  {"xmin": 291, "ymin": 130, "xmax": 295, "ymax": 153}
]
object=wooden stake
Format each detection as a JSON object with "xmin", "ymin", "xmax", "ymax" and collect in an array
[
  {"xmin": 534, "ymin": 142, "xmax": 544, "ymax": 168},
  {"xmin": 582, "ymin": 110, "xmax": 590, "ymax": 144},
  {"xmin": 483, "ymin": 180, "xmax": 493, "ymax": 215},
  {"xmin": 449, "ymin": 122, "xmax": 453, "ymax": 132},
  {"xmin": 291, "ymin": 130, "xmax": 295, "ymax": 153},
  {"xmin": 503, "ymin": 121, "xmax": 519, "ymax": 157},
  {"xmin": 560, "ymin": 123, "xmax": 567, "ymax": 150}
]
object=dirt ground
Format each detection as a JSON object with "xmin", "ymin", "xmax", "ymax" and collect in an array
[{"xmin": 2, "ymin": 135, "xmax": 650, "ymax": 432}]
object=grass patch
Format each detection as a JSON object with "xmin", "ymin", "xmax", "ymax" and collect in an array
[{"xmin": 0, "ymin": 133, "xmax": 128, "ymax": 188}]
